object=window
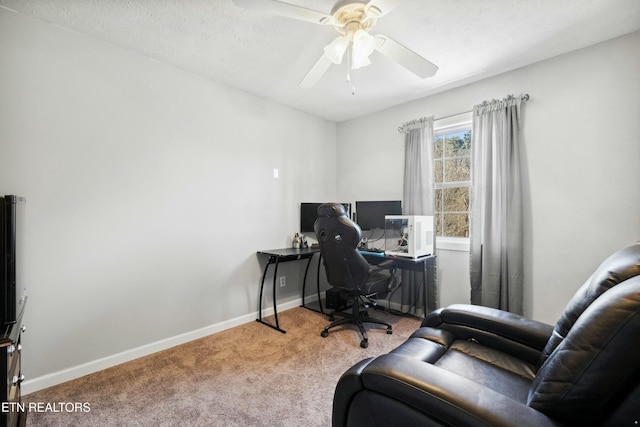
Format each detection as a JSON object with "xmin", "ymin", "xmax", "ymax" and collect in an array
[{"xmin": 433, "ymin": 113, "xmax": 472, "ymax": 238}]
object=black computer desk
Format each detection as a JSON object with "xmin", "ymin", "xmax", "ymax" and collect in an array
[
  {"xmin": 361, "ymin": 252, "xmax": 437, "ymax": 316},
  {"xmin": 256, "ymin": 248, "xmax": 436, "ymax": 333},
  {"xmin": 256, "ymin": 247, "xmax": 322, "ymax": 333}
]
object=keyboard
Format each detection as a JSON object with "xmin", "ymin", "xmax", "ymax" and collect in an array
[{"xmin": 358, "ymin": 250, "xmax": 385, "ymax": 257}]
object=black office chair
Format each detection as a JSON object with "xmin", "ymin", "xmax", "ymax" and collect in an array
[{"xmin": 314, "ymin": 202, "xmax": 397, "ymax": 348}]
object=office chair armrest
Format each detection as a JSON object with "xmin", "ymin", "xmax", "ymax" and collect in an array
[
  {"xmin": 333, "ymin": 354, "xmax": 559, "ymax": 427},
  {"xmin": 422, "ymin": 304, "xmax": 553, "ymax": 364}
]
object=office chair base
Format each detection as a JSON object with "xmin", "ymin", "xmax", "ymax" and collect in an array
[
  {"xmin": 320, "ymin": 314, "xmax": 393, "ymax": 348},
  {"xmin": 328, "ymin": 307, "xmax": 370, "ymax": 322}
]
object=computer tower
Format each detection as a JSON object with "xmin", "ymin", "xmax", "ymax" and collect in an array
[
  {"xmin": 325, "ymin": 287, "xmax": 349, "ymax": 310},
  {"xmin": 384, "ymin": 215, "xmax": 434, "ymax": 258}
]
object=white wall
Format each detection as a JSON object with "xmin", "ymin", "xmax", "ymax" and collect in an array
[
  {"xmin": 337, "ymin": 31, "xmax": 640, "ymax": 323},
  {"xmin": 0, "ymin": 8, "xmax": 337, "ymax": 389}
]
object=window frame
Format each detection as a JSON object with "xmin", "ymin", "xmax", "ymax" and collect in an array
[{"xmin": 433, "ymin": 112, "xmax": 472, "ymax": 250}]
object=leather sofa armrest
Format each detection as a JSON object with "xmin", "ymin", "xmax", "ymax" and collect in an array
[
  {"xmin": 334, "ymin": 354, "xmax": 561, "ymax": 427},
  {"xmin": 424, "ymin": 304, "xmax": 553, "ymax": 349},
  {"xmin": 422, "ymin": 304, "xmax": 553, "ymax": 364},
  {"xmin": 332, "ymin": 357, "xmax": 373, "ymax": 425}
]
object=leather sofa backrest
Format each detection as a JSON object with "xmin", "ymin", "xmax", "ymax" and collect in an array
[
  {"xmin": 528, "ymin": 275, "xmax": 640, "ymax": 423},
  {"xmin": 528, "ymin": 244, "xmax": 640, "ymax": 424},
  {"xmin": 540, "ymin": 243, "xmax": 640, "ymax": 362}
]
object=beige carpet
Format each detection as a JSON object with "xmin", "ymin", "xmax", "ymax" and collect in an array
[{"xmin": 24, "ymin": 306, "xmax": 422, "ymax": 426}]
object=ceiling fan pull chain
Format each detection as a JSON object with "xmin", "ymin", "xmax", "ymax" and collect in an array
[
  {"xmin": 346, "ymin": 41, "xmax": 353, "ymax": 83},
  {"xmin": 347, "ymin": 40, "xmax": 356, "ymax": 95}
]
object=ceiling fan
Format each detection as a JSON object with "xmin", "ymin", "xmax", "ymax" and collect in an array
[{"xmin": 232, "ymin": 0, "xmax": 438, "ymax": 91}]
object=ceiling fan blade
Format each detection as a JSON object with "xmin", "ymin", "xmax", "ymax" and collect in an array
[
  {"xmin": 300, "ymin": 54, "xmax": 333, "ymax": 88},
  {"xmin": 375, "ymin": 35, "xmax": 438, "ymax": 78},
  {"xmin": 232, "ymin": 0, "xmax": 334, "ymax": 25},
  {"xmin": 365, "ymin": 0, "xmax": 402, "ymax": 18}
]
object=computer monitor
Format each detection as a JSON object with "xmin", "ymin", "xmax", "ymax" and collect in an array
[
  {"xmin": 355, "ymin": 200, "xmax": 402, "ymax": 230},
  {"xmin": 300, "ymin": 202, "xmax": 351, "ymax": 233}
]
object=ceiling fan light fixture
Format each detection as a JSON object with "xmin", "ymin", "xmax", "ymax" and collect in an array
[
  {"xmin": 350, "ymin": 29, "xmax": 376, "ymax": 69},
  {"xmin": 351, "ymin": 53, "xmax": 371, "ymax": 69},
  {"xmin": 323, "ymin": 35, "xmax": 349, "ymax": 64},
  {"xmin": 352, "ymin": 29, "xmax": 376, "ymax": 57}
]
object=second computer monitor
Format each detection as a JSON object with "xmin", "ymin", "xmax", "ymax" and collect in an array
[{"xmin": 355, "ymin": 200, "xmax": 402, "ymax": 230}]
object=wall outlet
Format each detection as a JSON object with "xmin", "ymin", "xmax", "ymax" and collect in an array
[{"xmin": 279, "ymin": 276, "xmax": 286, "ymax": 287}]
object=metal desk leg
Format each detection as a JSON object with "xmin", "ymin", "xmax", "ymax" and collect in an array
[
  {"xmin": 300, "ymin": 255, "xmax": 314, "ymax": 310},
  {"xmin": 257, "ymin": 261, "xmax": 270, "ymax": 323},
  {"xmin": 256, "ymin": 256, "xmax": 286, "ymax": 334},
  {"xmin": 316, "ymin": 254, "xmax": 324, "ymax": 314},
  {"xmin": 422, "ymin": 259, "xmax": 428, "ymax": 317},
  {"xmin": 300, "ymin": 254, "xmax": 324, "ymax": 314},
  {"xmin": 271, "ymin": 257, "xmax": 284, "ymax": 332}
]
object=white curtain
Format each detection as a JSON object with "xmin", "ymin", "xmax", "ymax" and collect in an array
[
  {"xmin": 399, "ymin": 116, "xmax": 436, "ymax": 315},
  {"xmin": 470, "ymin": 95, "xmax": 524, "ymax": 314},
  {"xmin": 402, "ymin": 117, "xmax": 435, "ymax": 216}
]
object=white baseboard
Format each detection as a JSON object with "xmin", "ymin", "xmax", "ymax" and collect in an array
[{"xmin": 22, "ymin": 295, "xmax": 319, "ymax": 395}]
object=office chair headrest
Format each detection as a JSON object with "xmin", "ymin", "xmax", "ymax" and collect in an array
[{"xmin": 317, "ymin": 202, "xmax": 346, "ymax": 218}]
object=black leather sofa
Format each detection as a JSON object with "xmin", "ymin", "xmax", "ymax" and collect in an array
[{"xmin": 332, "ymin": 243, "xmax": 640, "ymax": 426}]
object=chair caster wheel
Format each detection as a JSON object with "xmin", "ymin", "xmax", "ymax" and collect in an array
[
  {"xmin": 360, "ymin": 340, "xmax": 368, "ymax": 348},
  {"xmin": 387, "ymin": 327, "xmax": 393, "ymax": 335},
  {"xmin": 321, "ymin": 330, "xmax": 328, "ymax": 338}
]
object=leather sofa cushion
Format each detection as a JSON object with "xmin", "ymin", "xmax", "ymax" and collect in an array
[
  {"xmin": 434, "ymin": 341, "xmax": 534, "ymax": 402},
  {"xmin": 388, "ymin": 326, "xmax": 535, "ymax": 403}
]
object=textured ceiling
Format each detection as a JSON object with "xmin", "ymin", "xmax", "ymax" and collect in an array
[{"xmin": 2, "ymin": 0, "xmax": 639, "ymax": 122}]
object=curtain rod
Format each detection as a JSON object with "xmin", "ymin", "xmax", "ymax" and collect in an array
[
  {"xmin": 397, "ymin": 116, "xmax": 432, "ymax": 134},
  {"xmin": 433, "ymin": 110, "xmax": 471, "ymax": 122},
  {"xmin": 474, "ymin": 93, "xmax": 529, "ymax": 110},
  {"xmin": 436, "ymin": 93, "xmax": 529, "ymax": 121},
  {"xmin": 398, "ymin": 93, "xmax": 529, "ymax": 133}
]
